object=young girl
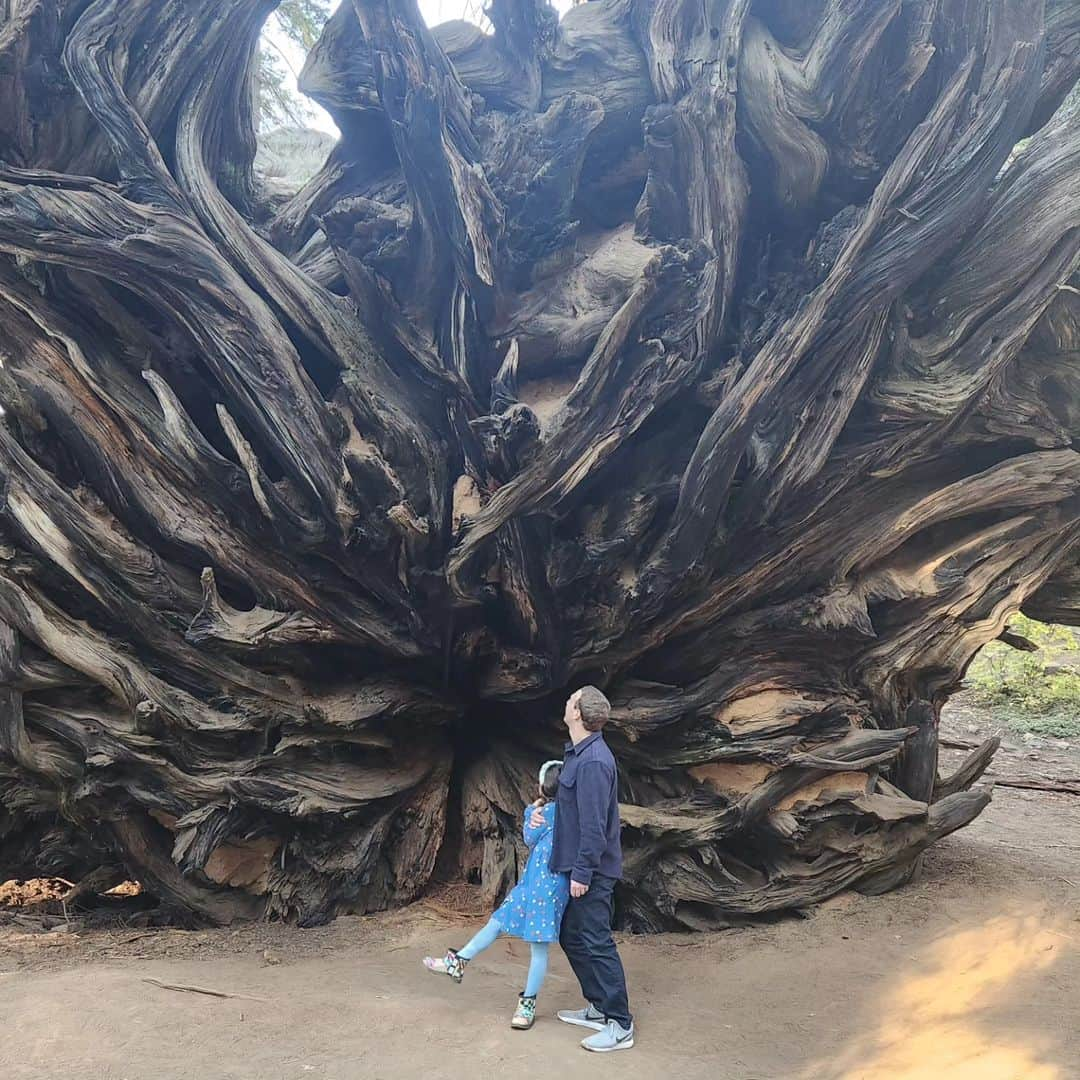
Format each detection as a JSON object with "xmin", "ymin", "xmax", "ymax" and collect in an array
[{"xmin": 424, "ymin": 760, "xmax": 569, "ymax": 1029}]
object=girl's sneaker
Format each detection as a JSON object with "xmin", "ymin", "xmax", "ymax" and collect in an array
[
  {"xmin": 511, "ymin": 994, "xmax": 537, "ymax": 1030},
  {"xmin": 422, "ymin": 948, "xmax": 468, "ymax": 983}
]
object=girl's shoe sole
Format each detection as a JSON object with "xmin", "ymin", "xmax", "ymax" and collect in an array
[{"xmin": 421, "ymin": 960, "xmax": 462, "ymax": 983}]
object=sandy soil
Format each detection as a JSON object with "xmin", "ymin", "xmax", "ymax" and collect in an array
[{"xmin": 1, "ymin": 704, "xmax": 1078, "ymax": 1080}]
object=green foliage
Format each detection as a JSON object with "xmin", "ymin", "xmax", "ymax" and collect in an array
[
  {"xmin": 967, "ymin": 615, "xmax": 1080, "ymax": 737},
  {"xmin": 990, "ymin": 708, "xmax": 1080, "ymax": 740},
  {"xmin": 257, "ymin": 1, "xmax": 330, "ymax": 132},
  {"xmin": 257, "ymin": 50, "xmax": 304, "ymax": 131},
  {"xmin": 276, "ymin": 0, "xmax": 330, "ymax": 49}
]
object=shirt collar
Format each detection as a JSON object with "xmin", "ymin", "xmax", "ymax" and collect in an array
[{"xmin": 565, "ymin": 731, "xmax": 602, "ymax": 755}]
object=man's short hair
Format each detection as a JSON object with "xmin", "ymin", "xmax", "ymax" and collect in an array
[{"xmin": 577, "ymin": 685, "xmax": 611, "ymax": 732}]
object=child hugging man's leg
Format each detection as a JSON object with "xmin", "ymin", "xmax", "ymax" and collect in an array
[{"xmin": 423, "ymin": 760, "xmax": 570, "ymax": 1030}]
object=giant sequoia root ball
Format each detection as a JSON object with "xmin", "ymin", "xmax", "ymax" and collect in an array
[{"xmin": 0, "ymin": 0, "xmax": 1078, "ymax": 928}]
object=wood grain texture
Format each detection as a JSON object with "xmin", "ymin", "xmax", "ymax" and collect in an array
[{"xmin": 0, "ymin": 0, "xmax": 1077, "ymax": 929}]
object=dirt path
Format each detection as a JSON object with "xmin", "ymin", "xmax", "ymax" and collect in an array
[{"xmin": 2, "ymin": 710, "xmax": 1079, "ymax": 1080}]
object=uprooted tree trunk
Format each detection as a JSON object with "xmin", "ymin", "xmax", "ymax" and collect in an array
[{"xmin": 0, "ymin": 0, "xmax": 1078, "ymax": 930}]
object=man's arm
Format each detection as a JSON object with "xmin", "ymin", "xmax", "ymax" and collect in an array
[
  {"xmin": 571, "ymin": 760, "xmax": 612, "ymax": 895},
  {"xmin": 523, "ymin": 802, "xmax": 550, "ymax": 848}
]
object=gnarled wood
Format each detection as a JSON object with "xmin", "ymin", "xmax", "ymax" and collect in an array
[{"xmin": 0, "ymin": 0, "xmax": 1078, "ymax": 929}]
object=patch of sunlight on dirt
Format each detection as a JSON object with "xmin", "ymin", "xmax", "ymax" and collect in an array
[{"xmin": 805, "ymin": 913, "xmax": 1073, "ymax": 1080}]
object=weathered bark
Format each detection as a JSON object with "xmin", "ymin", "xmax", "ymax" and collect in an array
[{"xmin": 0, "ymin": 0, "xmax": 1078, "ymax": 930}]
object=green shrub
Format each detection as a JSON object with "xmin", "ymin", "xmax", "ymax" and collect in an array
[{"xmin": 966, "ymin": 615, "xmax": 1080, "ymax": 737}]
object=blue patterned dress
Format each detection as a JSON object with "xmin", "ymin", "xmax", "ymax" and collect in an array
[{"xmin": 492, "ymin": 803, "xmax": 570, "ymax": 943}]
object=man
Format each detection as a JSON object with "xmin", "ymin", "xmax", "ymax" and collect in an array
[{"xmin": 535, "ymin": 685, "xmax": 634, "ymax": 1052}]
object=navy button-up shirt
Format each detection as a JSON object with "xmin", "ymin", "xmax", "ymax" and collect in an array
[{"xmin": 549, "ymin": 731, "xmax": 622, "ymax": 885}]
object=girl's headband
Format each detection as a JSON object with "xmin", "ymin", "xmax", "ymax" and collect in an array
[{"xmin": 538, "ymin": 759, "xmax": 562, "ymax": 786}]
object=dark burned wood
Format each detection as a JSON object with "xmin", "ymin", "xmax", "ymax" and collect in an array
[
  {"xmin": 860, "ymin": 699, "xmax": 939, "ymax": 893},
  {"xmin": 0, "ymin": 0, "xmax": 1078, "ymax": 930},
  {"xmin": 895, "ymin": 701, "xmax": 938, "ymax": 805},
  {"xmin": 997, "ymin": 629, "xmax": 1040, "ymax": 653},
  {"xmin": 935, "ymin": 737, "xmax": 1001, "ymax": 802}
]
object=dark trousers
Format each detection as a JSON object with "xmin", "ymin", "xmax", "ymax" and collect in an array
[{"xmin": 559, "ymin": 874, "xmax": 632, "ymax": 1028}]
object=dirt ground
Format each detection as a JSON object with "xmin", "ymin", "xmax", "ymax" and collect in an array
[{"xmin": 2, "ymin": 701, "xmax": 1079, "ymax": 1080}]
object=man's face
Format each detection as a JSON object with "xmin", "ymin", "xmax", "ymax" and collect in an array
[{"xmin": 563, "ymin": 690, "xmax": 581, "ymax": 728}]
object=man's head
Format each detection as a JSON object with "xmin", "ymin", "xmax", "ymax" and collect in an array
[{"xmin": 564, "ymin": 685, "xmax": 611, "ymax": 734}]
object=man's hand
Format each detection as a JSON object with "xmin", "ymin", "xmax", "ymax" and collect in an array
[
  {"xmin": 570, "ymin": 878, "xmax": 589, "ymax": 899},
  {"xmin": 529, "ymin": 806, "xmax": 545, "ymax": 829}
]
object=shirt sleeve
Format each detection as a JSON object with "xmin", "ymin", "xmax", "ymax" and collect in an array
[
  {"xmin": 572, "ymin": 760, "xmax": 612, "ymax": 887},
  {"xmin": 523, "ymin": 803, "xmax": 551, "ymax": 848}
]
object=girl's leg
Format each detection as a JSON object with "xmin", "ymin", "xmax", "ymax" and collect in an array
[
  {"xmin": 457, "ymin": 918, "xmax": 502, "ymax": 961},
  {"xmin": 524, "ymin": 943, "xmax": 549, "ymax": 998},
  {"xmin": 423, "ymin": 917, "xmax": 501, "ymax": 981},
  {"xmin": 511, "ymin": 944, "xmax": 550, "ymax": 1028}
]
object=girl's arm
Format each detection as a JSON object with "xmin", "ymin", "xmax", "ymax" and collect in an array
[{"xmin": 523, "ymin": 802, "xmax": 552, "ymax": 848}]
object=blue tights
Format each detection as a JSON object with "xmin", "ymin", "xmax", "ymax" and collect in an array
[{"xmin": 457, "ymin": 918, "xmax": 549, "ymax": 998}]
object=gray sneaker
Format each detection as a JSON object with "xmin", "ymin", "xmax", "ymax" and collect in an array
[
  {"xmin": 582, "ymin": 1019, "xmax": 634, "ymax": 1053},
  {"xmin": 557, "ymin": 1005, "xmax": 606, "ymax": 1031}
]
